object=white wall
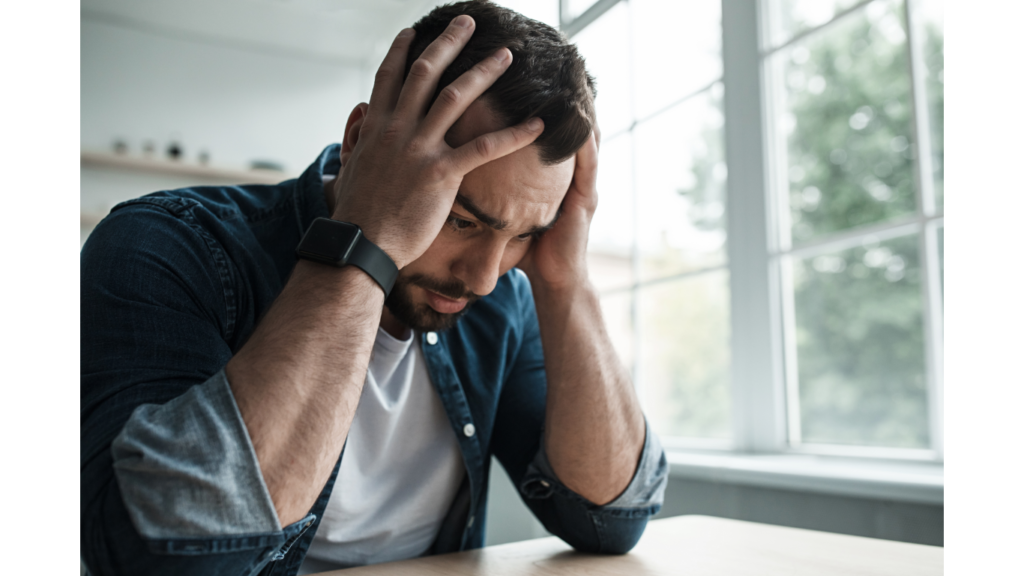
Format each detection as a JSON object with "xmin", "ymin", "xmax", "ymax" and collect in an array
[
  {"xmin": 81, "ymin": 16, "xmax": 372, "ymax": 244},
  {"xmin": 81, "ymin": 18, "xmax": 369, "ymax": 175}
]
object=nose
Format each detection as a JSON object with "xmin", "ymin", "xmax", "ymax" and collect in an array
[{"xmin": 452, "ymin": 239, "xmax": 506, "ymax": 297}]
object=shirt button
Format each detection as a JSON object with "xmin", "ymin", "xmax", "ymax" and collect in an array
[
  {"xmin": 467, "ymin": 515, "xmax": 475, "ymax": 528},
  {"xmin": 463, "ymin": 423, "xmax": 476, "ymax": 437},
  {"xmin": 426, "ymin": 332, "xmax": 438, "ymax": 345}
]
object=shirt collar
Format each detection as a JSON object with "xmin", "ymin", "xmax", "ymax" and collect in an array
[{"xmin": 294, "ymin": 143, "xmax": 342, "ymax": 232}]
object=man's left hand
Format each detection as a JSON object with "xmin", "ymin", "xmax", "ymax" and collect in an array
[{"xmin": 518, "ymin": 128, "xmax": 600, "ymax": 291}]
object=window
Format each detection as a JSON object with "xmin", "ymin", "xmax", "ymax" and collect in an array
[
  {"xmin": 765, "ymin": 0, "xmax": 944, "ymax": 456},
  {"xmin": 574, "ymin": 0, "xmax": 732, "ymax": 446},
  {"xmin": 568, "ymin": 0, "xmax": 943, "ymax": 460}
]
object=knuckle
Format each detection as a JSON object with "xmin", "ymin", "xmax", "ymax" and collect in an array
[
  {"xmin": 424, "ymin": 159, "xmax": 450, "ymax": 182},
  {"xmin": 408, "ymin": 59, "xmax": 433, "ymax": 80},
  {"xmin": 403, "ymin": 136, "xmax": 427, "ymax": 155},
  {"xmin": 510, "ymin": 127, "xmax": 530, "ymax": 145},
  {"xmin": 379, "ymin": 121, "xmax": 403, "ymax": 144},
  {"xmin": 473, "ymin": 136, "xmax": 496, "ymax": 159},
  {"xmin": 436, "ymin": 85, "xmax": 462, "ymax": 108},
  {"xmin": 472, "ymin": 58, "xmax": 496, "ymax": 76},
  {"xmin": 374, "ymin": 65, "xmax": 394, "ymax": 84},
  {"xmin": 438, "ymin": 31, "xmax": 461, "ymax": 47}
]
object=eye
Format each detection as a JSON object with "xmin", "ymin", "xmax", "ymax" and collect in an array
[
  {"xmin": 515, "ymin": 231, "xmax": 535, "ymax": 243},
  {"xmin": 446, "ymin": 215, "xmax": 476, "ymax": 232}
]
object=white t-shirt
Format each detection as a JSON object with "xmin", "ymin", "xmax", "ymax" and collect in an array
[{"xmin": 298, "ymin": 327, "xmax": 465, "ymax": 572}]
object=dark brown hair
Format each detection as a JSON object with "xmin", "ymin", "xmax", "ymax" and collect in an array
[{"xmin": 407, "ymin": 0, "xmax": 596, "ymax": 164}]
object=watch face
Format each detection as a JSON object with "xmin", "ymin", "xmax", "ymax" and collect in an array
[{"xmin": 296, "ymin": 218, "xmax": 361, "ymax": 265}]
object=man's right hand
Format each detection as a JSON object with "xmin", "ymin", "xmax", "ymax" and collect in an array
[{"xmin": 330, "ymin": 15, "xmax": 545, "ymax": 269}]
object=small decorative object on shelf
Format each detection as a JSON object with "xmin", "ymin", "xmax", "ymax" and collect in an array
[
  {"xmin": 167, "ymin": 141, "xmax": 183, "ymax": 161},
  {"xmin": 81, "ymin": 151, "xmax": 295, "ymax": 185},
  {"xmin": 250, "ymin": 159, "xmax": 285, "ymax": 172},
  {"xmin": 142, "ymin": 140, "xmax": 156, "ymax": 157},
  {"xmin": 198, "ymin": 149, "xmax": 211, "ymax": 165},
  {"xmin": 112, "ymin": 139, "xmax": 128, "ymax": 155}
]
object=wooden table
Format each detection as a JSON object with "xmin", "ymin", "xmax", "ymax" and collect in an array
[{"xmin": 318, "ymin": 515, "xmax": 942, "ymax": 575}]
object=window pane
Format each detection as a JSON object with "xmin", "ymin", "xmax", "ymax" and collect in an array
[
  {"xmin": 640, "ymin": 271, "xmax": 731, "ymax": 439},
  {"xmin": 772, "ymin": 0, "xmax": 916, "ymax": 244},
  {"xmin": 634, "ymin": 87, "xmax": 726, "ymax": 281},
  {"xmin": 767, "ymin": 0, "xmax": 863, "ymax": 48},
  {"xmin": 564, "ymin": 0, "xmax": 600, "ymax": 22},
  {"xmin": 918, "ymin": 0, "xmax": 944, "ymax": 210},
  {"xmin": 937, "ymin": 225, "xmax": 943, "ymax": 300},
  {"xmin": 573, "ymin": 1, "xmax": 632, "ymax": 136},
  {"xmin": 588, "ymin": 132, "xmax": 634, "ymax": 291},
  {"xmin": 493, "ymin": 0, "xmax": 559, "ymax": 28},
  {"xmin": 631, "ymin": 0, "xmax": 722, "ymax": 120},
  {"xmin": 791, "ymin": 233, "xmax": 928, "ymax": 448},
  {"xmin": 599, "ymin": 290, "xmax": 634, "ymax": 375}
]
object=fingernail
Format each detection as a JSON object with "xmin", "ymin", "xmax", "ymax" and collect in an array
[
  {"xmin": 398, "ymin": 28, "xmax": 414, "ymax": 38},
  {"xmin": 492, "ymin": 48, "xmax": 510, "ymax": 63},
  {"xmin": 528, "ymin": 118, "xmax": 543, "ymax": 130},
  {"xmin": 453, "ymin": 15, "xmax": 472, "ymax": 28}
]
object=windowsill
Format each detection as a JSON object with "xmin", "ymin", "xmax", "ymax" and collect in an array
[{"xmin": 665, "ymin": 450, "xmax": 943, "ymax": 505}]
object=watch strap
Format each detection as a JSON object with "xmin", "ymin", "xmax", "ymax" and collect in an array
[
  {"xmin": 347, "ymin": 231, "xmax": 399, "ymax": 297},
  {"xmin": 296, "ymin": 217, "xmax": 398, "ymax": 298}
]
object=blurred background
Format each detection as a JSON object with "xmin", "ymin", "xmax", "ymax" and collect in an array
[{"xmin": 81, "ymin": 0, "xmax": 943, "ymax": 548}]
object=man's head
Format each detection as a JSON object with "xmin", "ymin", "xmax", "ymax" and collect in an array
[
  {"xmin": 347, "ymin": 1, "xmax": 596, "ymax": 332},
  {"xmin": 406, "ymin": 0, "xmax": 596, "ymax": 165}
]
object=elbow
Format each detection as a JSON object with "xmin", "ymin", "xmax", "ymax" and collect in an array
[
  {"xmin": 566, "ymin": 510, "xmax": 656, "ymax": 555},
  {"xmin": 600, "ymin": 514, "xmax": 650, "ymax": 554}
]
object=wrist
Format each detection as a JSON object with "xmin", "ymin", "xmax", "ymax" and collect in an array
[
  {"xmin": 328, "ymin": 209, "xmax": 409, "ymax": 270},
  {"xmin": 291, "ymin": 259, "xmax": 385, "ymax": 299},
  {"xmin": 296, "ymin": 218, "xmax": 400, "ymax": 295},
  {"xmin": 531, "ymin": 272, "xmax": 595, "ymax": 303}
]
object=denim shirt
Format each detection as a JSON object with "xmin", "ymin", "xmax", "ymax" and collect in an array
[{"xmin": 80, "ymin": 145, "xmax": 668, "ymax": 576}]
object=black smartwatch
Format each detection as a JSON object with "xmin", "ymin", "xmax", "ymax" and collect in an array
[{"xmin": 296, "ymin": 217, "xmax": 399, "ymax": 298}]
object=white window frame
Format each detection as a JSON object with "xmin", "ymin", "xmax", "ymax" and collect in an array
[
  {"xmin": 563, "ymin": 0, "xmax": 943, "ymax": 502},
  {"xmin": 752, "ymin": 0, "xmax": 944, "ymax": 462}
]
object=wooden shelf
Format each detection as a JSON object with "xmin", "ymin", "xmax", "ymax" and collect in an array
[{"xmin": 81, "ymin": 150, "xmax": 296, "ymax": 185}]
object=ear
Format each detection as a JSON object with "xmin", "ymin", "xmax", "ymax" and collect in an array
[{"xmin": 340, "ymin": 103, "xmax": 370, "ymax": 167}]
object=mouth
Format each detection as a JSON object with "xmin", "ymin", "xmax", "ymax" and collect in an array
[{"xmin": 422, "ymin": 287, "xmax": 469, "ymax": 314}]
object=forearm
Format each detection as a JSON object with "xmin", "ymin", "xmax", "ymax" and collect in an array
[
  {"xmin": 533, "ymin": 280, "xmax": 646, "ymax": 505},
  {"xmin": 225, "ymin": 261, "xmax": 383, "ymax": 525}
]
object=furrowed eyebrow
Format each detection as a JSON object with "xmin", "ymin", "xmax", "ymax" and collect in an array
[
  {"xmin": 454, "ymin": 193, "xmax": 560, "ymax": 237},
  {"xmin": 526, "ymin": 208, "xmax": 562, "ymax": 236},
  {"xmin": 455, "ymin": 193, "xmax": 508, "ymax": 231}
]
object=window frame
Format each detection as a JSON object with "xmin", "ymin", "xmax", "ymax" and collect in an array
[
  {"xmin": 564, "ymin": 0, "xmax": 944, "ymax": 473},
  {"xmin": 755, "ymin": 0, "xmax": 944, "ymax": 461}
]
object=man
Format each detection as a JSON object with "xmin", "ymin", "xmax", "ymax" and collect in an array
[{"xmin": 80, "ymin": 2, "xmax": 667, "ymax": 574}]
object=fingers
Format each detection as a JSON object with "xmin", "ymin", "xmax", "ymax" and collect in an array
[
  {"xmin": 447, "ymin": 117, "xmax": 545, "ymax": 174},
  {"xmin": 573, "ymin": 131, "xmax": 600, "ymax": 194},
  {"xmin": 565, "ymin": 131, "xmax": 599, "ymax": 213},
  {"xmin": 394, "ymin": 15, "xmax": 477, "ymax": 119},
  {"xmin": 368, "ymin": 28, "xmax": 417, "ymax": 115},
  {"xmin": 420, "ymin": 48, "xmax": 512, "ymax": 138}
]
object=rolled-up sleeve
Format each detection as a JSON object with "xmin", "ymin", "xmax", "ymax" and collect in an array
[
  {"xmin": 81, "ymin": 201, "xmax": 314, "ymax": 576},
  {"xmin": 515, "ymin": 420, "xmax": 667, "ymax": 554},
  {"xmin": 111, "ymin": 369, "xmax": 283, "ymax": 542},
  {"xmin": 522, "ymin": 419, "xmax": 667, "ymax": 510},
  {"xmin": 491, "ymin": 271, "xmax": 668, "ymax": 555}
]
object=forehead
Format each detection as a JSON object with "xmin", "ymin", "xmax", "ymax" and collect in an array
[{"xmin": 446, "ymin": 100, "xmax": 574, "ymax": 227}]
